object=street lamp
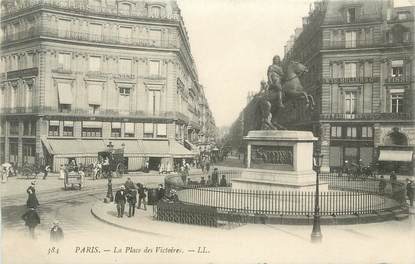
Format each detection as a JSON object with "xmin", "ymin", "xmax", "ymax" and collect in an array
[
  {"xmin": 311, "ymin": 150, "xmax": 324, "ymax": 243},
  {"xmin": 105, "ymin": 142, "xmax": 114, "ymax": 202}
]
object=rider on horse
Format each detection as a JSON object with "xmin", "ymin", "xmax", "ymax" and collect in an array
[{"xmin": 267, "ymin": 55, "xmax": 285, "ymax": 109}]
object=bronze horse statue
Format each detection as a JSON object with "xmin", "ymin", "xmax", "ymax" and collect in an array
[{"xmin": 244, "ymin": 61, "xmax": 314, "ymax": 133}]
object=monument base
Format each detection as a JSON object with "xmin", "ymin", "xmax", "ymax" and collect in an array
[{"xmin": 232, "ymin": 168, "xmax": 328, "ymax": 191}]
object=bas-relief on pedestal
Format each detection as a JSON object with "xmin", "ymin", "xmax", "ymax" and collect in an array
[{"xmin": 232, "ymin": 130, "xmax": 328, "ymax": 191}]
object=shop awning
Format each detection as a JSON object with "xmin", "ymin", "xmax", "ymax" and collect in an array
[
  {"xmin": 170, "ymin": 141, "xmax": 195, "ymax": 158},
  {"xmin": 102, "ymin": 140, "xmax": 144, "ymax": 155},
  {"xmin": 41, "ymin": 138, "xmax": 107, "ymax": 156},
  {"xmin": 57, "ymin": 83, "xmax": 73, "ymax": 104},
  {"xmin": 379, "ymin": 150, "xmax": 413, "ymax": 162},
  {"xmin": 142, "ymin": 140, "xmax": 170, "ymax": 157}
]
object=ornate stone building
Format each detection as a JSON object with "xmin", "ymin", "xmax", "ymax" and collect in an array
[
  {"xmin": 0, "ymin": 0, "xmax": 216, "ymax": 171},
  {"xmin": 283, "ymin": 0, "xmax": 414, "ymax": 174}
]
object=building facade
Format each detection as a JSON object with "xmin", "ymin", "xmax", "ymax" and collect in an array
[
  {"xmin": 283, "ymin": 0, "xmax": 414, "ymax": 174},
  {"xmin": 0, "ymin": 0, "xmax": 216, "ymax": 171}
]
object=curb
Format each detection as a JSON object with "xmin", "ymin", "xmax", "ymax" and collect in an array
[{"xmin": 90, "ymin": 205, "xmax": 168, "ymax": 237}]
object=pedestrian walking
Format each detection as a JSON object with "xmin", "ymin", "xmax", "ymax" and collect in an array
[
  {"xmin": 126, "ymin": 189, "xmax": 137, "ymax": 217},
  {"xmin": 212, "ymin": 168, "xmax": 219, "ymax": 186},
  {"xmin": 407, "ymin": 179, "xmax": 414, "ymax": 207},
  {"xmin": 379, "ymin": 175, "xmax": 387, "ymax": 194},
  {"xmin": 22, "ymin": 208, "xmax": 40, "ymax": 239},
  {"xmin": 106, "ymin": 179, "xmax": 114, "ymax": 202},
  {"xmin": 157, "ymin": 184, "xmax": 165, "ymax": 202},
  {"xmin": 59, "ymin": 164, "xmax": 65, "ymax": 180},
  {"xmin": 220, "ymin": 175, "xmax": 227, "ymax": 187},
  {"xmin": 50, "ymin": 220, "xmax": 64, "ymax": 242},
  {"xmin": 137, "ymin": 183, "xmax": 147, "ymax": 210},
  {"xmin": 124, "ymin": 177, "xmax": 135, "ymax": 191},
  {"xmin": 26, "ymin": 182, "xmax": 40, "ymax": 209},
  {"xmin": 114, "ymin": 185, "xmax": 127, "ymax": 218},
  {"xmin": 43, "ymin": 164, "xmax": 51, "ymax": 180}
]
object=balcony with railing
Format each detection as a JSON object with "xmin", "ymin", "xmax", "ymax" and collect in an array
[
  {"xmin": 322, "ymin": 39, "xmax": 383, "ymax": 50},
  {"xmin": 1, "ymin": 0, "xmax": 182, "ymax": 22},
  {"xmin": 1, "ymin": 27, "xmax": 178, "ymax": 50},
  {"xmin": 323, "ymin": 15, "xmax": 382, "ymax": 26},
  {"xmin": 385, "ymin": 75, "xmax": 413, "ymax": 84},
  {"xmin": 0, "ymin": 106, "xmax": 192, "ymax": 122},
  {"xmin": 318, "ymin": 112, "xmax": 413, "ymax": 121}
]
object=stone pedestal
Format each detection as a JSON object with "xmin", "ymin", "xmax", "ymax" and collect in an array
[{"xmin": 232, "ymin": 130, "xmax": 328, "ymax": 191}]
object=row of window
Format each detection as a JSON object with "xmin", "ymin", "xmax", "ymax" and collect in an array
[
  {"xmin": 7, "ymin": 121, "xmax": 36, "ymax": 136},
  {"xmin": 331, "ymin": 126, "xmax": 373, "ymax": 139},
  {"xmin": 48, "ymin": 121, "xmax": 168, "ymax": 138},
  {"xmin": 330, "ymin": 60, "xmax": 410, "ymax": 78},
  {"xmin": 57, "ymin": 53, "xmax": 162, "ymax": 76}
]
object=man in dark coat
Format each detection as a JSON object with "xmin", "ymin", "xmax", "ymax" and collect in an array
[
  {"xmin": 50, "ymin": 220, "xmax": 64, "ymax": 242},
  {"xmin": 137, "ymin": 183, "xmax": 147, "ymax": 210},
  {"xmin": 212, "ymin": 168, "xmax": 219, "ymax": 186},
  {"xmin": 124, "ymin": 177, "xmax": 136, "ymax": 191},
  {"xmin": 157, "ymin": 184, "xmax": 165, "ymax": 201},
  {"xmin": 22, "ymin": 208, "xmax": 40, "ymax": 239},
  {"xmin": 126, "ymin": 189, "xmax": 137, "ymax": 217},
  {"xmin": 26, "ymin": 182, "xmax": 40, "ymax": 209},
  {"xmin": 114, "ymin": 185, "xmax": 127, "ymax": 217},
  {"xmin": 219, "ymin": 175, "xmax": 227, "ymax": 187},
  {"xmin": 407, "ymin": 179, "xmax": 414, "ymax": 206}
]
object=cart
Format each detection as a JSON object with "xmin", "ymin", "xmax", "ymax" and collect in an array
[
  {"xmin": 98, "ymin": 148, "xmax": 126, "ymax": 178},
  {"xmin": 64, "ymin": 170, "xmax": 82, "ymax": 190}
]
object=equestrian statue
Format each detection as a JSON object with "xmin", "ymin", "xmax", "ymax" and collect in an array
[{"xmin": 244, "ymin": 55, "xmax": 314, "ymax": 133}]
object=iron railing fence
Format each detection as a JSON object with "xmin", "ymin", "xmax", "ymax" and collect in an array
[{"xmin": 177, "ymin": 187, "xmax": 390, "ymax": 217}]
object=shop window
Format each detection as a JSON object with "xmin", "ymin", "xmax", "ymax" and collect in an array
[
  {"xmin": 124, "ymin": 123, "xmax": 135, "ymax": 137},
  {"xmin": 331, "ymin": 126, "xmax": 342, "ymax": 138},
  {"xmin": 48, "ymin": 121, "xmax": 60, "ymax": 136},
  {"xmin": 144, "ymin": 123, "xmax": 154, "ymax": 138},
  {"xmin": 82, "ymin": 121, "xmax": 102, "ymax": 137},
  {"xmin": 111, "ymin": 122, "xmax": 121, "ymax": 137},
  {"xmin": 346, "ymin": 8, "xmax": 356, "ymax": 23},
  {"xmin": 346, "ymin": 127, "xmax": 357, "ymax": 138},
  {"xmin": 361, "ymin": 126, "xmax": 373, "ymax": 138},
  {"xmin": 63, "ymin": 121, "xmax": 74, "ymax": 137},
  {"xmin": 9, "ymin": 121, "xmax": 19, "ymax": 135}
]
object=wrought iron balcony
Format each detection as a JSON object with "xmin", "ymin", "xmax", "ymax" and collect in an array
[
  {"xmin": 323, "ymin": 15, "xmax": 382, "ymax": 26},
  {"xmin": 385, "ymin": 76, "xmax": 413, "ymax": 84},
  {"xmin": 322, "ymin": 76, "xmax": 380, "ymax": 84},
  {"xmin": 319, "ymin": 112, "xmax": 413, "ymax": 121},
  {"xmin": 1, "ymin": 27, "xmax": 178, "ymax": 49},
  {"xmin": 322, "ymin": 39, "xmax": 383, "ymax": 49},
  {"xmin": 1, "ymin": 0, "xmax": 181, "ymax": 22},
  {"xmin": 0, "ymin": 106, "xmax": 192, "ymax": 122}
]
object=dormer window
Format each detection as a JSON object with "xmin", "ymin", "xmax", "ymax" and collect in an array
[
  {"xmin": 151, "ymin": 6, "xmax": 161, "ymax": 17},
  {"xmin": 346, "ymin": 8, "xmax": 356, "ymax": 23}
]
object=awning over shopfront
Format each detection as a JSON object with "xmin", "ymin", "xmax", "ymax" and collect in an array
[
  {"xmin": 41, "ymin": 138, "xmax": 196, "ymax": 158},
  {"xmin": 184, "ymin": 139, "xmax": 200, "ymax": 155},
  {"xmin": 378, "ymin": 150, "xmax": 413, "ymax": 162}
]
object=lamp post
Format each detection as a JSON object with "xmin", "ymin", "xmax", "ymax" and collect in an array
[
  {"xmin": 311, "ymin": 150, "xmax": 324, "ymax": 243},
  {"xmin": 105, "ymin": 142, "xmax": 114, "ymax": 202}
]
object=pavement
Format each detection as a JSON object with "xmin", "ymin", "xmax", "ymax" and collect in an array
[{"xmin": 89, "ymin": 201, "xmax": 415, "ymax": 264}]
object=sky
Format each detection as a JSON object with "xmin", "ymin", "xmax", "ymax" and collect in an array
[{"xmin": 177, "ymin": 0, "xmax": 414, "ymax": 127}]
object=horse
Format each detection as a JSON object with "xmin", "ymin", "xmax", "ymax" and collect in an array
[{"xmin": 243, "ymin": 61, "xmax": 313, "ymax": 133}]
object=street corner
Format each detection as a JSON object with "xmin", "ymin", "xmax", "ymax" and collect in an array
[{"xmin": 90, "ymin": 201, "xmax": 166, "ymax": 237}]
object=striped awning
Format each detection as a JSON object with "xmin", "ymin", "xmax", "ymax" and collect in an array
[{"xmin": 379, "ymin": 150, "xmax": 413, "ymax": 162}]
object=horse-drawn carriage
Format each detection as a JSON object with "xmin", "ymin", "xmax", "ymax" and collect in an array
[
  {"xmin": 98, "ymin": 148, "xmax": 127, "ymax": 178},
  {"xmin": 341, "ymin": 160, "xmax": 378, "ymax": 180}
]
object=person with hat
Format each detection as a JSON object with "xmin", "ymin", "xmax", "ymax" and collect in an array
[
  {"xmin": 50, "ymin": 220, "xmax": 64, "ymax": 242},
  {"xmin": 212, "ymin": 168, "xmax": 219, "ymax": 186},
  {"xmin": 137, "ymin": 183, "xmax": 147, "ymax": 210},
  {"xmin": 22, "ymin": 207, "xmax": 40, "ymax": 239},
  {"xmin": 406, "ymin": 179, "xmax": 414, "ymax": 207},
  {"xmin": 26, "ymin": 182, "xmax": 40, "ymax": 209},
  {"xmin": 126, "ymin": 188, "xmax": 137, "ymax": 217},
  {"xmin": 114, "ymin": 185, "xmax": 127, "ymax": 217}
]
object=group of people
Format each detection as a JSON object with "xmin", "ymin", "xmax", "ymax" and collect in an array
[
  {"xmin": 377, "ymin": 171, "xmax": 414, "ymax": 206},
  {"xmin": 197, "ymin": 168, "xmax": 228, "ymax": 187},
  {"xmin": 112, "ymin": 177, "xmax": 153, "ymax": 218},
  {"xmin": 21, "ymin": 182, "xmax": 64, "ymax": 241}
]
